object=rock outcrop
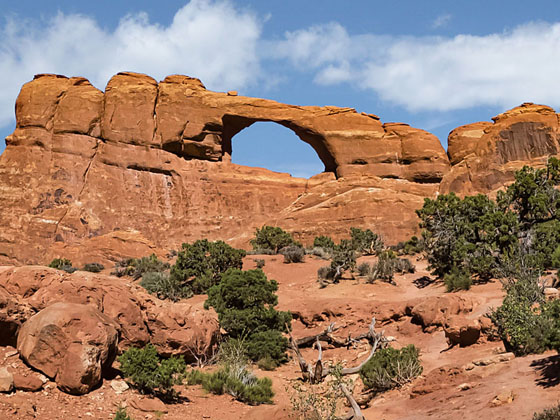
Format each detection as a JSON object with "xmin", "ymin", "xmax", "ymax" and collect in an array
[
  {"xmin": 1, "ymin": 73, "xmax": 559, "ymax": 265},
  {"xmin": 17, "ymin": 302, "xmax": 119, "ymax": 395},
  {"xmin": 441, "ymin": 103, "xmax": 560, "ymax": 196},
  {"xmin": 0, "ymin": 266, "xmax": 219, "ymax": 361},
  {"xmin": 0, "ymin": 72, "xmax": 449, "ymax": 264}
]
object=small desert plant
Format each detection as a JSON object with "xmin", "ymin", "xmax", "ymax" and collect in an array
[
  {"xmin": 140, "ymin": 271, "xmax": 192, "ymax": 301},
  {"xmin": 443, "ymin": 266, "xmax": 472, "ymax": 292},
  {"xmin": 48, "ymin": 258, "xmax": 77, "ymax": 273},
  {"xmin": 289, "ymin": 364, "xmax": 353, "ymax": 420},
  {"xmin": 329, "ymin": 240, "xmax": 357, "ymax": 282},
  {"xmin": 111, "ymin": 254, "xmax": 170, "ymax": 279},
  {"xmin": 114, "ymin": 407, "xmax": 133, "ymax": 420},
  {"xmin": 281, "ymin": 245, "xmax": 305, "ymax": 263},
  {"xmin": 317, "ymin": 265, "xmax": 334, "ymax": 281},
  {"xmin": 360, "ymin": 345, "xmax": 422, "ymax": 392},
  {"xmin": 309, "ymin": 246, "xmax": 332, "ymax": 259},
  {"xmin": 82, "ymin": 262, "xmax": 104, "ymax": 273},
  {"xmin": 395, "ymin": 258, "xmax": 415, "ymax": 274},
  {"xmin": 250, "ymin": 226, "xmax": 298, "ymax": 253},
  {"xmin": 118, "ymin": 344, "xmax": 186, "ymax": 399},
  {"xmin": 533, "ymin": 402, "xmax": 560, "ymax": 420},
  {"xmin": 357, "ymin": 262, "xmax": 371, "ymax": 276},
  {"xmin": 350, "ymin": 227, "xmax": 383, "ymax": 255},
  {"xmin": 253, "ymin": 258, "xmax": 265, "ymax": 269},
  {"xmin": 313, "ymin": 235, "xmax": 335, "ymax": 250},
  {"xmin": 394, "ymin": 236, "xmax": 425, "ymax": 255},
  {"xmin": 367, "ymin": 251, "xmax": 398, "ymax": 283}
]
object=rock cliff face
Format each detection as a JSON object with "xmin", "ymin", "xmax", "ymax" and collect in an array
[
  {"xmin": 0, "ymin": 72, "xmax": 558, "ymax": 265},
  {"xmin": 0, "ymin": 72, "xmax": 450, "ymax": 264},
  {"xmin": 440, "ymin": 103, "xmax": 560, "ymax": 196}
]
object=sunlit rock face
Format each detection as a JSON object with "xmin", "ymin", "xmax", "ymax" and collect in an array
[{"xmin": 6, "ymin": 73, "xmax": 557, "ymax": 264}]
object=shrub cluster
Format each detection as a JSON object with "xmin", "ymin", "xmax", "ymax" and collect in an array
[
  {"xmin": 393, "ymin": 235, "xmax": 425, "ymax": 255},
  {"xmin": 360, "ymin": 345, "xmax": 422, "ymax": 392},
  {"xmin": 171, "ymin": 239, "xmax": 246, "ymax": 295},
  {"xmin": 114, "ymin": 407, "xmax": 133, "ymax": 420},
  {"xmin": 48, "ymin": 258, "xmax": 77, "ymax": 273},
  {"xmin": 280, "ymin": 245, "xmax": 305, "ymax": 263},
  {"xmin": 140, "ymin": 271, "xmax": 192, "ymax": 301},
  {"xmin": 250, "ymin": 226, "xmax": 298, "ymax": 254},
  {"xmin": 118, "ymin": 344, "xmax": 186, "ymax": 399},
  {"xmin": 82, "ymin": 262, "xmax": 104, "ymax": 273},
  {"xmin": 205, "ymin": 268, "xmax": 291, "ymax": 368},
  {"xmin": 112, "ymin": 254, "xmax": 170, "ymax": 280},
  {"xmin": 313, "ymin": 235, "xmax": 335, "ymax": 251},
  {"xmin": 358, "ymin": 252, "xmax": 415, "ymax": 284},
  {"xmin": 350, "ymin": 227, "xmax": 384, "ymax": 255},
  {"xmin": 533, "ymin": 402, "xmax": 560, "ymax": 420},
  {"xmin": 418, "ymin": 157, "xmax": 560, "ymax": 284}
]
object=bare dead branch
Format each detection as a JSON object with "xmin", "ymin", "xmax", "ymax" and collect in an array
[{"xmin": 340, "ymin": 383, "xmax": 366, "ymax": 420}]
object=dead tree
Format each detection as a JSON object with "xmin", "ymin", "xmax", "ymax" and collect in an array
[{"xmin": 289, "ymin": 317, "xmax": 388, "ymax": 420}]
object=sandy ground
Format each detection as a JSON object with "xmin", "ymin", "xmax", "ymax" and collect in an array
[{"xmin": 1, "ymin": 253, "xmax": 558, "ymax": 420}]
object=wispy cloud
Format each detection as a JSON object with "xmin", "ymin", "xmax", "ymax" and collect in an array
[
  {"xmin": 432, "ymin": 13, "xmax": 452, "ymax": 29},
  {"xmin": 270, "ymin": 21, "xmax": 560, "ymax": 112},
  {"xmin": 0, "ymin": 0, "xmax": 262, "ymax": 127}
]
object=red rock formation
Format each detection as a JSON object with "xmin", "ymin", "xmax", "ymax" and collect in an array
[
  {"xmin": 441, "ymin": 103, "xmax": 560, "ymax": 195},
  {"xmin": 0, "ymin": 72, "xmax": 450, "ymax": 263}
]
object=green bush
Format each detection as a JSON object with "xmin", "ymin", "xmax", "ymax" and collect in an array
[
  {"xmin": 280, "ymin": 245, "xmax": 305, "ymax": 263},
  {"xmin": 170, "ymin": 239, "xmax": 246, "ymax": 295},
  {"xmin": 245, "ymin": 330, "xmax": 289, "ymax": 369},
  {"xmin": 118, "ymin": 344, "xmax": 186, "ymax": 399},
  {"xmin": 317, "ymin": 265, "xmax": 334, "ymax": 281},
  {"xmin": 310, "ymin": 246, "xmax": 332, "ymax": 259},
  {"xmin": 48, "ymin": 258, "xmax": 77, "ymax": 273},
  {"xmin": 140, "ymin": 271, "xmax": 192, "ymax": 301},
  {"xmin": 394, "ymin": 235, "xmax": 425, "ymax": 255},
  {"xmin": 82, "ymin": 262, "xmax": 104, "ymax": 273},
  {"xmin": 187, "ymin": 367, "xmax": 273, "ymax": 405},
  {"xmin": 395, "ymin": 258, "xmax": 415, "ymax": 274},
  {"xmin": 328, "ymin": 239, "xmax": 357, "ymax": 282},
  {"xmin": 350, "ymin": 227, "xmax": 383, "ymax": 255},
  {"xmin": 313, "ymin": 235, "xmax": 335, "ymax": 250},
  {"xmin": 250, "ymin": 226, "xmax": 297, "ymax": 253},
  {"xmin": 253, "ymin": 258, "xmax": 265, "ymax": 269},
  {"xmin": 360, "ymin": 345, "xmax": 422, "ymax": 392},
  {"xmin": 533, "ymin": 403, "xmax": 560, "ymax": 420},
  {"xmin": 443, "ymin": 266, "xmax": 472, "ymax": 292},
  {"xmin": 114, "ymin": 407, "xmax": 133, "ymax": 420},
  {"xmin": 205, "ymin": 269, "xmax": 291, "ymax": 366}
]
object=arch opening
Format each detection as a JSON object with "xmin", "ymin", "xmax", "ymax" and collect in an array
[{"xmin": 221, "ymin": 115, "xmax": 336, "ymax": 178}]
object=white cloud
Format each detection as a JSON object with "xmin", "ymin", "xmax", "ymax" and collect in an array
[
  {"xmin": 0, "ymin": 0, "xmax": 262, "ymax": 127},
  {"xmin": 432, "ymin": 14, "xmax": 452, "ymax": 29},
  {"xmin": 270, "ymin": 21, "xmax": 560, "ymax": 112}
]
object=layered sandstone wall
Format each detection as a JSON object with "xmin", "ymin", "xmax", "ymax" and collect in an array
[{"xmin": 1, "ymin": 72, "xmax": 558, "ymax": 265}]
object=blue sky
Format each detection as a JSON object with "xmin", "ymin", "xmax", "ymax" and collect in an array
[{"xmin": 2, "ymin": 0, "xmax": 560, "ymax": 177}]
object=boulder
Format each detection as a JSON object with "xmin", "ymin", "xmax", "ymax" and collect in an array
[
  {"xmin": 409, "ymin": 295, "xmax": 475, "ymax": 331},
  {"xmin": 12, "ymin": 371, "xmax": 44, "ymax": 392},
  {"xmin": 444, "ymin": 315, "xmax": 481, "ymax": 347},
  {"xmin": 0, "ymin": 367, "xmax": 14, "ymax": 393},
  {"xmin": 17, "ymin": 302, "xmax": 119, "ymax": 395}
]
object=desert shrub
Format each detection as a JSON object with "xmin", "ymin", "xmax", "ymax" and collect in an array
[
  {"xmin": 350, "ymin": 227, "xmax": 383, "ymax": 255},
  {"xmin": 140, "ymin": 271, "xmax": 192, "ymax": 301},
  {"xmin": 187, "ymin": 367, "xmax": 273, "ymax": 405},
  {"xmin": 281, "ymin": 245, "xmax": 305, "ymax": 263},
  {"xmin": 360, "ymin": 345, "xmax": 422, "ymax": 392},
  {"xmin": 245, "ymin": 330, "xmax": 289, "ymax": 369},
  {"xmin": 309, "ymin": 246, "xmax": 331, "ymax": 259},
  {"xmin": 313, "ymin": 235, "xmax": 335, "ymax": 250},
  {"xmin": 357, "ymin": 262, "xmax": 371, "ymax": 276},
  {"xmin": 289, "ymin": 365, "xmax": 352, "ymax": 420},
  {"xmin": 205, "ymin": 269, "xmax": 291, "ymax": 366},
  {"xmin": 417, "ymin": 193, "xmax": 519, "ymax": 280},
  {"xmin": 170, "ymin": 239, "xmax": 246, "ymax": 295},
  {"xmin": 250, "ymin": 226, "xmax": 297, "ymax": 254},
  {"xmin": 48, "ymin": 258, "xmax": 77, "ymax": 273},
  {"xmin": 317, "ymin": 265, "xmax": 334, "ymax": 281},
  {"xmin": 112, "ymin": 254, "xmax": 170, "ymax": 279},
  {"xmin": 443, "ymin": 266, "xmax": 472, "ymax": 292},
  {"xmin": 82, "ymin": 262, "xmax": 104, "ymax": 273},
  {"xmin": 118, "ymin": 344, "xmax": 186, "ymax": 399},
  {"xmin": 395, "ymin": 258, "xmax": 415, "ymax": 274},
  {"xmin": 253, "ymin": 258, "xmax": 265, "ymax": 269},
  {"xmin": 394, "ymin": 235, "xmax": 425, "ymax": 255},
  {"xmin": 328, "ymin": 239, "xmax": 357, "ymax": 282},
  {"xmin": 371, "ymin": 251, "xmax": 398, "ymax": 282},
  {"xmin": 533, "ymin": 403, "xmax": 560, "ymax": 420},
  {"xmin": 114, "ymin": 407, "xmax": 133, "ymax": 420}
]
